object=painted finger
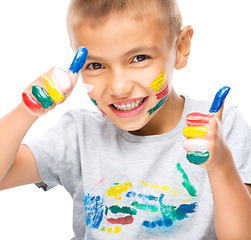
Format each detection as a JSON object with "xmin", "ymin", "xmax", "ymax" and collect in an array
[
  {"xmin": 68, "ymin": 46, "xmax": 88, "ymax": 86},
  {"xmin": 209, "ymin": 86, "xmax": 230, "ymax": 114},
  {"xmin": 186, "ymin": 112, "xmax": 213, "ymax": 126},
  {"xmin": 22, "ymin": 93, "xmax": 42, "ymax": 112},
  {"xmin": 186, "ymin": 152, "xmax": 210, "ymax": 165},
  {"xmin": 183, "ymin": 139, "xmax": 209, "ymax": 153},
  {"xmin": 43, "ymin": 47, "xmax": 88, "ymax": 105},
  {"xmin": 32, "ymin": 85, "xmax": 54, "ymax": 109},
  {"xmin": 183, "ymin": 126, "xmax": 208, "ymax": 138}
]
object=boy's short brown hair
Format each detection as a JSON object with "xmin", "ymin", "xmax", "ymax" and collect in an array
[{"xmin": 66, "ymin": 0, "xmax": 183, "ymax": 41}]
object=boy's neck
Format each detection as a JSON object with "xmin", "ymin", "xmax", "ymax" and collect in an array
[{"xmin": 129, "ymin": 89, "xmax": 185, "ymax": 136}]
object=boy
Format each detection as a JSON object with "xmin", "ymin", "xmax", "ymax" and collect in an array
[{"xmin": 0, "ymin": 0, "xmax": 251, "ymax": 239}]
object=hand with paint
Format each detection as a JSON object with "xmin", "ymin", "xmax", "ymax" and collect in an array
[
  {"xmin": 21, "ymin": 47, "xmax": 88, "ymax": 116},
  {"xmin": 183, "ymin": 86, "xmax": 232, "ymax": 169}
]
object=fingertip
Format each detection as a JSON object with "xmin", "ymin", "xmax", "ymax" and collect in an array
[
  {"xmin": 68, "ymin": 46, "xmax": 88, "ymax": 74},
  {"xmin": 209, "ymin": 86, "xmax": 230, "ymax": 114}
]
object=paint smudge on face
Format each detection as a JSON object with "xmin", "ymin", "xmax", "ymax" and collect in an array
[
  {"xmin": 107, "ymin": 182, "xmax": 132, "ymax": 200},
  {"xmin": 90, "ymin": 98, "xmax": 98, "ymax": 106},
  {"xmin": 177, "ymin": 163, "xmax": 197, "ymax": 197},
  {"xmin": 84, "ymin": 83, "xmax": 94, "ymax": 93},
  {"xmin": 148, "ymin": 95, "xmax": 168, "ymax": 115},
  {"xmin": 149, "ymin": 71, "xmax": 166, "ymax": 92},
  {"xmin": 22, "ymin": 93, "xmax": 42, "ymax": 112},
  {"xmin": 84, "ymin": 194, "xmax": 104, "ymax": 229},
  {"xmin": 99, "ymin": 109, "xmax": 107, "ymax": 116},
  {"xmin": 156, "ymin": 85, "xmax": 170, "ymax": 100},
  {"xmin": 183, "ymin": 126, "xmax": 208, "ymax": 138},
  {"xmin": 186, "ymin": 152, "xmax": 210, "ymax": 165}
]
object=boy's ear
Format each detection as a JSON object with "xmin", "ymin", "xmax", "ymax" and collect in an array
[{"xmin": 175, "ymin": 25, "xmax": 194, "ymax": 70}]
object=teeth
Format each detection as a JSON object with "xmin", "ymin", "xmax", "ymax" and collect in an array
[{"xmin": 113, "ymin": 99, "xmax": 144, "ymax": 111}]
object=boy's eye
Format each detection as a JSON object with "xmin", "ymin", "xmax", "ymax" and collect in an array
[
  {"xmin": 132, "ymin": 55, "xmax": 149, "ymax": 63},
  {"xmin": 86, "ymin": 62, "xmax": 105, "ymax": 70}
]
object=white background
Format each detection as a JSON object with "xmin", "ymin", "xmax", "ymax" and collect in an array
[{"xmin": 0, "ymin": 1, "xmax": 250, "ymax": 239}]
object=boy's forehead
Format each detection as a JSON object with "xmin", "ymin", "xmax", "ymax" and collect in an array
[{"xmin": 70, "ymin": 13, "xmax": 169, "ymax": 52}]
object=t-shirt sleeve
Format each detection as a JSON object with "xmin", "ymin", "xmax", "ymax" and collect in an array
[
  {"xmin": 23, "ymin": 110, "xmax": 82, "ymax": 194},
  {"xmin": 223, "ymin": 106, "xmax": 251, "ymax": 184}
]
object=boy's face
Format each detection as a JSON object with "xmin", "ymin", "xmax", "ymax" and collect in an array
[{"xmin": 71, "ymin": 13, "xmax": 178, "ymax": 133}]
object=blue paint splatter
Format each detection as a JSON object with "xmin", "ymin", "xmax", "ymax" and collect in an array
[{"xmin": 84, "ymin": 193, "xmax": 104, "ymax": 229}]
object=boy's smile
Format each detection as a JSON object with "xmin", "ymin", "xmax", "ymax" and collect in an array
[{"xmin": 70, "ymin": 12, "xmax": 185, "ymax": 135}]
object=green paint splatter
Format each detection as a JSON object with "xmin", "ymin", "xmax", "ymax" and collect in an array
[
  {"xmin": 148, "ymin": 95, "xmax": 168, "ymax": 115},
  {"xmin": 109, "ymin": 205, "xmax": 137, "ymax": 215},
  {"xmin": 131, "ymin": 201, "xmax": 159, "ymax": 212},
  {"xmin": 90, "ymin": 98, "xmax": 97, "ymax": 106},
  {"xmin": 32, "ymin": 85, "xmax": 53, "ymax": 109},
  {"xmin": 187, "ymin": 152, "xmax": 209, "ymax": 165},
  {"xmin": 177, "ymin": 163, "xmax": 197, "ymax": 197}
]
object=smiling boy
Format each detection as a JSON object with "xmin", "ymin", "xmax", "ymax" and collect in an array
[{"xmin": 0, "ymin": 0, "xmax": 251, "ymax": 239}]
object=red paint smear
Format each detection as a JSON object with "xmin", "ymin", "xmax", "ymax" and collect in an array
[
  {"xmin": 93, "ymin": 178, "xmax": 104, "ymax": 188},
  {"xmin": 186, "ymin": 112, "xmax": 213, "ymax": 126},
  {"xmin": 156, "ymin": 85, "xmax": 169, "ymax": 99},
  {"xmin": 107, "ymin": 215, "xmax": 134, "ymax": 225},
  {"xmin": 99, "ymin": 109, "xmax": 107, "ymax": 116},
  {"xmin": 22, "ymin": 93, "xmax": 42, "ymax": 112}
]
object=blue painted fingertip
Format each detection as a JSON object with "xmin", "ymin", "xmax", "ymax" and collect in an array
[
  {"xmin": 69, "ymin": 47, "xmax": 88, "ymax": 74},
  {"xmin": 209, "ymin": 86, "xmax": 230, "ymax": 113}
]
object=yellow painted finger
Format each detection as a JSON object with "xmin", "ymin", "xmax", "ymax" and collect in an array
[
  {"xmin": 183, "ymin": 127, "xmax": 208, "ymax": 138},
  {"xmin": 43, "ymin": 76, "xmax": 65, "ymax": 104}
]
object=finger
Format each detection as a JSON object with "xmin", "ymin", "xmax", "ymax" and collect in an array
[
  {"xmin": 186, "ymin": 152, "xmax": 210, "ymax": 165},
  {"xmin": 183, "ymin": 126, "xmax": 208, "ymax": 138},
  {"xmin": 42, "ymin": 47, "xmax": 88, "ymax": 104},
  {"xmin": 209, "ymin": 86, "xmax": 230, "ymax": 118},
  {"xmin": 183, "ymin": 139, "xmax": 209, "ymax": 153},
  {"xmin": 68, "ymin": 46, "xmax": 88, "ymax": 86},
  {"xmin": 186, "ymin": 112, "xmax": 213, "ymax": 126}
]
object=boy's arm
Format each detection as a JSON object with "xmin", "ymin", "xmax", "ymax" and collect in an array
[
  {"xmin": 0, "ymin": 105, "xmax": 41, "ymax": 190},
  {"xmin": 0, "ymin": 47, "xmax": 88, "ymax": 191},
  {"xmin": 183, "ymin": 87, "xmax": 251, "ymax": 239}
]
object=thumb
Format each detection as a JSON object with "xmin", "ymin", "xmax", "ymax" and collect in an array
[
  {"xmin": 208, "ymin": 86, "xmax": 230, "ymax": 121},
  {"xmin": 67, "ymin": 46, "xmax": 88, "ymax": 86},
  {"xmin": 43, "ymin": 47, "xmax": 88, "ymax": 104}
]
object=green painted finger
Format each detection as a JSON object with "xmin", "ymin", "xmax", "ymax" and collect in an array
[
  {"xmin": 32, "ymin": 85, "xmax": 54, "ymax": 109},
  {"xmin": 186, "ymin": 152, "xmax": 210, "ymax": 165}
]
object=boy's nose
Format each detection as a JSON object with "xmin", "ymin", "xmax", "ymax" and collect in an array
[{"xmin": 108, "ymin": 71, "xmax": 134, "ymax": 97}]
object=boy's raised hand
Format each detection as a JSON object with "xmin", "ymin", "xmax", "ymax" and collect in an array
[
  {"xmin": 21, "ymin": 47, "xmax": 88, "ymax": 116},
  {"xmin": 183, "ymin": 86, "xmax": 232, "ymax": 170}
]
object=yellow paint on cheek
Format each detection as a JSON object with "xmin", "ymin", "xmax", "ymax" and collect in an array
[
  {"xmin": 149, "ymin": 71, "xmax": 166, "ymax": 91},
  {"xmin": 43, "ymin": 76, "xmax": 65, "ymax": 104},
  {"xmin": 183, "ymin": 127, "xmax": 208, "ymax": 138},
  {"xmin": 107, "ymin": 182, "xmax": 132, "ymax": 200}
]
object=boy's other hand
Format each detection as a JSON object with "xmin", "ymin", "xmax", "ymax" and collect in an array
[
  {"xmin": 21, "ymin": 47, "xmax": 88, "ymax": 116},
  {"xmin": 182, "ymin": 87, "xmax": 232, "ymax": 170}
]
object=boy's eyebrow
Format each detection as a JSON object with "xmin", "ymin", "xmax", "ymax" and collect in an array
[
  {"xmin": 86, "ymin": 46, "xmax": 158, "ymax": 62},
  {"xmin": 123, "ymin": 46, "xmax": 159, "ymax": 58}
]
